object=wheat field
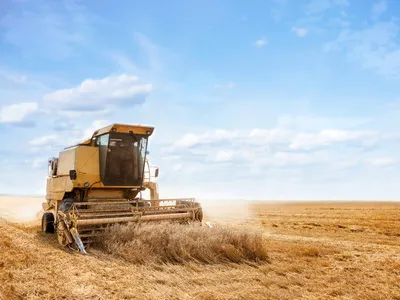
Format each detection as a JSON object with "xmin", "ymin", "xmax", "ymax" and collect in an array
[{"xmin": 0, "ymin": 196, "xmax": 399, "ymax": 300}]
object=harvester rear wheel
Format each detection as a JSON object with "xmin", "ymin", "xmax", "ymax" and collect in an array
[{"xmin": 42, "ymin": 213, "xmax": 55, "ymax": 233}]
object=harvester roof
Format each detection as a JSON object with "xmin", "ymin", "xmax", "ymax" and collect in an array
[
  {"xmin": 72, "ymin": 123, "xmax": 155, "ymax": 148},
  {"xmin": 93, "ymin": 123, "xmax": 154, "ymax": 137}
]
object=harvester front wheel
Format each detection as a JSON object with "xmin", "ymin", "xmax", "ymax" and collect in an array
[
  {"xmin": 59, "ymin": 197, "xmax": 77, "ymax": 212},
  {"xmin": 42, "ymin": 213, "xmax": 55, "ymax": 233},
  {"xmin": 195, "ymin": 208, "xmax": 203, "ymax": 222}
]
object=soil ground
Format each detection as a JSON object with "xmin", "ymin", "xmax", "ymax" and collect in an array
[{"xmin": 0, "ymin": 196, "xmax": 399, "ymax": 300}]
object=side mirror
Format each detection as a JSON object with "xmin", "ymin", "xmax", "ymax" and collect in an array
[
  {"xmin": 69, "ymin": 170, "xmax": 77, "ymax": 180},
  {"xmin": 48, "ymin": 158, "xmax": 58, "ymax": 176},
  {"xmin": 154, "ymin": 168, "xmax": 159, "ymax": 178}
]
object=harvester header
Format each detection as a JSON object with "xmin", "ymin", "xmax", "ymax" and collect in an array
[{"xmin": 42, "ymin": 123, "xmax": 203, "ymax": 253}]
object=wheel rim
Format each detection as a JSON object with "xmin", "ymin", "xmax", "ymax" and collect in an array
[{"xmin": 42, "ymin": 217, "xmax": 47, "ymax": 231}]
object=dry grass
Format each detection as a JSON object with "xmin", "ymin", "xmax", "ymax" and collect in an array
[
  {"xmin": 95, "ymin": 222, "xmax": 269, "ymax": 264},
  {"xmin": 1, "ymin": 198, "xmax": 399, "ymax": 299},
  {"xmin": 250, "ymin": 201, "xmax": 400, "ymax": 246}
]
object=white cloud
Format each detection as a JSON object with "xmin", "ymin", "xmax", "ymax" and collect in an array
[
  {"xmin": 292, "ymin": 27, "xmax": 308, "ymax": 37},
  {"xmin": 254, "ymin": 38, "xmax": 267, "ymax": 47},
  {"xmin": 174, "ymin": 133, "xmax": 201, "ymax": 148},
  {"xmin": 324, "ymin": 20, "xmax": 400, "ymax": 78},
  {"xmin": 274, "ymin": 152, "xmax": 315, "ymax": 165},
  {"xmin": 162, "ymin": 155, "xmax": 181, "ymax": 161},
  {"xmin": 173, "ymin": 130, "xmax": 240, "ymax": 148},
  {"xmin": 249, "ymin": 128, "xmax": 290, "ymax": 145},
  {"xmin": 32, "ymin": 158, "xmax": 48, "ymax": 169},
  {"xmin": 166, "ymin": 127, "xmax": 398, "ymax": 189},
  {"xmin": 214, "ymin": 150, "xmax": 234, "ymax": 162},
  {"xmin": 242, "ymin": 150, "xmax": 323, "ymax": 167},
  {"xmin": 156, "ymin": 123, "xmax": 400, "ymax": 200},
  {"xmin": 29, "ymin": 135, "xmax": 58, "ymax": 146},
  {"xmin": 0, "ymin": 102, "xmax": 38, "ymax": 123},
  {"xmin": 289, "ymin": 130, "xmax": 379, "ymax": 150},
  {"xmin": 62, "ymin": 120, "xmax": 110, "ymax": 147},
  {"xmin": 172, "ymin": 164, "xmax": 183, "ymax": 172},
  {"xmin": 82, "ymin": 120, "xmax": 109, "ymax": 140},
  {"xmin": 43, "ymin": 74, "xmax": 152, "ymax": 116},
  {"xmin": 28, "ymin": 120, "xmax": 109, "ymax": 153},
  {"xmin": 56, "ymin": 108, "xmax": 113, "ymax": 119},
  {"xmin": 166, "ymin": 127, "xmax": 400, "ymax": 187},
  {"xmin": 371, "ymin": 1, "xmax": 387, "ymax": 20},
  {"xmin": 173, "ymin": 128, "xmax": 383, "ymax": 152},
  {"xmin": 365, "ymin": 157, "xmax": 396, "ymax": 167},
  {"xmin": 276, "ymin": 114, "xmax": 370, "ymax": 131},
  {"xmin": 0, "ymin": 71, "xmax": 28, "ymax": 84}
]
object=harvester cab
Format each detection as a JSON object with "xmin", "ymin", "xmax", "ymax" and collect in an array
[{"xmin": 42, "ymin": 123, "xmax": 203, "ymax": 253}]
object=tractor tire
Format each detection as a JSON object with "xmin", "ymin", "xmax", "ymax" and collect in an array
[
  {"xmin": 59, "ymin": 198, "xmax": 77, "ymax": 212},
  {"xmin": 42, "ymin": 212, "xmax": 55, "ymax": 233},
  {"xmin": 130, "ymin": 201, "xmax": 151, "ymax": 208},
  {"xmin": 195, "ymin": 208, "xmax": 203, "ymax": 222}
]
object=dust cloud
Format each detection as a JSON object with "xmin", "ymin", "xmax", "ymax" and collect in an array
[
  {"xmin": 198, "ymin": 199, "xmax": 253, "ymax": 224},
  {"xmin": 0, "ymin": 196, "xmax": 252, "ymax": 225},
  {"xmin": 0, "ymin": 196, "xmax": 44, "ymax": 223}
]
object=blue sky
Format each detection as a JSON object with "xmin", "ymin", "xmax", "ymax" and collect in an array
[{"xmin": 1, "ymin": 0, "xmax": 400, "ymax": 200}]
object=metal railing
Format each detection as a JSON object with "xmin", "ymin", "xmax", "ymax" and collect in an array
[{"xmin": 143, "ymin": 159, "xmax": 151, "ymax": 183}]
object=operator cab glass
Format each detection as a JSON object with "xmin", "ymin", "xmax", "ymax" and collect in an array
[{"xmin": 95, "ymin": 132, "xmax": 148, "ymax": 186}]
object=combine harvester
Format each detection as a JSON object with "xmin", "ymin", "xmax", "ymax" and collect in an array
[{"xmin": 41, "ymin": 123, "xmax": 203, "ymax": 253}]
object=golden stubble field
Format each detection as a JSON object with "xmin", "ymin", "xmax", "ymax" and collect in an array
[{"xmin": 0, "ymin": 196, "xmax": 399, "ymax": 300}]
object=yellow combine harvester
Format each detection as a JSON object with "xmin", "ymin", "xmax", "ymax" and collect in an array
[{"xmin": 42, "ymin": 123, "xmax": 203, "ymax": 253}]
